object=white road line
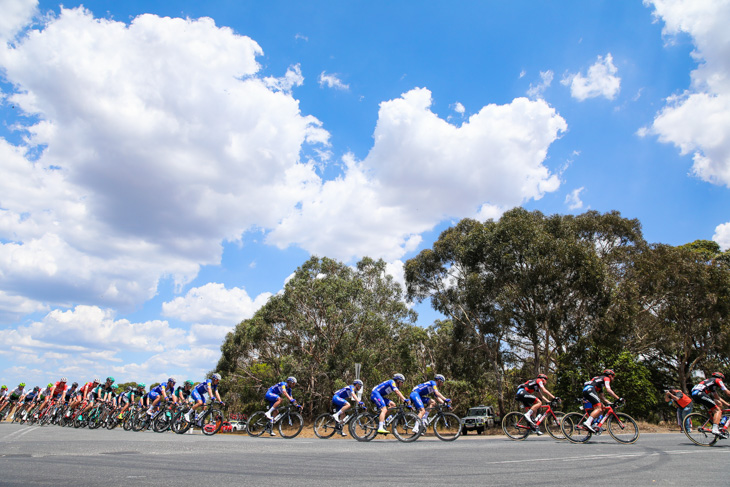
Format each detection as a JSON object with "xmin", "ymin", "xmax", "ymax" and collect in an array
[{"xmin": 0, "ymin": 426, "xmax": 39, "ymax": 442}]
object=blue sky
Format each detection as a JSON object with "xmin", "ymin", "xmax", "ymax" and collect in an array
[{"xmin": 1, "ymin": 0, "xmax": 729, "ymax": 388}]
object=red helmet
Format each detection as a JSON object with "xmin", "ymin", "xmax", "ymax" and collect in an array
[
  {"xmin": 712, "ymin": 372, "xmax": 725, "ymax": 380},
  {"xmin": 603, "ymin": 369, "xmax": 615, "ymax": 377}
]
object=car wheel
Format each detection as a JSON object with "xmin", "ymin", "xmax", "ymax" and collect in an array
[{"xmin": 477, "ymin": 427, "xmax": 484, "ymax": 435}]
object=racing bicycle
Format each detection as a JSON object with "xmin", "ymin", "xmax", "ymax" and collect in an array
[
  {"xmin": 683, "ymin": 408, "xmax": 730, "ymax": 447},
  {"xmin": 560, "ymin": 398, "xmax": 639, "ymax": 444},
  {"xmin": 247, "ymin": 402, "xmax": 304, "ymax": 439},
  {"xmin": 502, "ymin": 398, "xmax": 565, "ymax": 441},
  {"xmin": 313, "ymin": 403, "xmax": 368, "ymax": 439},
  {"xmin": 349, "ymin": 402, "xmax": 422, "ymax": 442}
]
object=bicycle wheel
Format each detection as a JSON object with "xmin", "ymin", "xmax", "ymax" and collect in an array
[
  {"xmin": 433, "ymin": 412, "xmax": 462, "ymax": 441},
  {"xmin": 684, "ymin": 412, "xmax": 719, "ymax": 447},
  {"xmin": 607, "ymin": 412, "xmax": 639, "ymax": 444},
  {"xmin": 314, "ymin": 413, "xmax": 337, "ymax": 439},
  {"xmin": 88, "ymin": 408, "xmax": 103, "ymax": 429},
  {"xmin": 153, "ymin": 410, "xmax": 172, "ymax": 433},
  {"xmin": 171, "ymin": 410, "xmax": 191, "ymax": 434},
  {"xmin": 247, "ymin": 411, "xmax": 268, "ymax": 437},
  {"xmin": 278, "ymin": 411, "xmax": 304, "ymax": 438},
  {"xmin": 200, "ymin": 408, "xmax": 224, "ymax": 436},
  {"xmin": 544, "ymin": 411, "xmax": 566, "ymax": 440},
  {"xmin": 392, "ymin": 412, "xmax": 422, "ymax": 442},
  {"xmin": 350, "ymin": 412, "xmax": 378, "ymax": 442},
  {"xmin": 502, "ymin": 412, "xmax": 531, "ymax": 440},
  {"xmin": 561, "ymin": 412, "xmax": 592, "ymax": 443}
]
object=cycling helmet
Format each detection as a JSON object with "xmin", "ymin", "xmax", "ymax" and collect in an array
[
  {"xmin": 137, "ymin": 383, "xmax": 146, "ymax": 389},
  {"xmin": 537, "ymin": 373, "xmax": 548, "ymax": 380},
  {"xmin": 212, "ymin": 373, "xmax": 222, "ymax": 381},
  {"xmin": 1, "ymin": 385, "xmax": 6, "ymax": 389},
  {"xmin": 106, "ymin": 376, "xmax": 115, "ymax": 383},
  {"xmin": 47, "ymin": 383, "xmax": 53, "ymax": 388},
  {"xmin": 167, "ymin": 377, "xmax": 176, "ymax": 384},
  {"xmin": 111, "ymin": 384, "xmax": 118, "ymax": 389},
  {"xmin": 34, "ymin": 386, "xmax": 40, "ymax": 391},
  {"xmin": 93, "ymin": 378, "xmax": 100, "ymax": 384},
  {"xmin": 19, "ymin": 383, "xmax": 25, "ymax": 387},
  {"xmin": 353, "ymin": 379, "xmax": 363, "ymax": 386},
  {"xmin": 434, "ymin": 374, "xmax": 446, "ymax": 383},
  {"xmin": 603, "ymin": 369, "xmax": 615, "ymax": 377},
  {"xmin": 393, "ymin": 373, "xmax": 405, "ymax": 382},
  {"xmin": 126, "ymin": 386, "xmax": 133, "ymax": 391},
  {"xmin": 185, "ymin": 380, "xmax": 194, "ymax": 387},
  {"xmin": 286, "ymin": 376, "xmax": 297, "ymax": 384},
  {"xmin": 712, "ymin": 372, "xmax": 725, "ymax": 379},
  {"xmin": 71, "ymin": 382, "xmax": 78, "ymax": 388}
]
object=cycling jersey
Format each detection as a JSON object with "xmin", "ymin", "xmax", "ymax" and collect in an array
[
  {"xmin": 334, "ymin": 385, "xmax": 355, "ymax": 400},
  {"xmin": 52, "ymin": 382, "xmax": 67, "ymax": 398},
  {"xmin": 0, "ymin": 389, "xmax": 8, "ymax": 400},
  {"xmin": 78, "ymin": 382, "xmax": 96, "ymax": 398},
  {"xmin": 175, "ymin": 386, "xmax": 192, "ymax": 400},
  {"xmin": 9, "ymin": 387, "xmax": 24, "ymax": 398},
  {"xmin": 372, "ymin": 380, "xmax": 399, "ymax": 397},
  {"xmin": 584, "ymin": 375, "xmax": 612, "ymax": 392},
  {"xmin": 193, "ymin": 379, "xmax": 217, "ymax": 397},
  {"xmin": 517, "ymin": 378, "xmax": 546, "ymax": 394},
  {"xmin": 412, "ymin": 380, "xmax": 439, "ymax": 398},
  {"xmin": 267, "ymin": 382, "xmax": 291, "ymax": 397},
  {"xmin": 692, "ymin": 378, "xmax": 728, "ymax": 395}
]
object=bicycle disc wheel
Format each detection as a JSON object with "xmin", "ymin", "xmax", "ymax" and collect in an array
[
  {"xmin": 544, "ymin": 411, "xmax": 566, "ymax": 440},
  {"xmin": 350, "ymin": 413, "xmax": 378, "ymax": 442},
  {"xmin": 392, "ymin": 412, "xmax": 422, "ymax": 442},
  {"xmin": 684, "ymin": 413, "xmax": 719, "ymax": 447},
  {"xmin": 607, "ymin": 412, "xmax": 639, "ymax": 444},
  {"xmin": 201, "ymin": 408, "xmax": 224, "ymax": 436},
  {"xmin": 561, "ymin": 412, "xmax": 592, "ymax": 443},
  {"xmin": 433, "ymin": 412, "xmax": 462, "ymax": 441},
  {"xmin": 247, "ymin": 411, "xmax": 268, "ymax": 437},
  {"xmin": 279, "ymin": 412, "xmax": 304, "ymax": 438},
  {"xmin": 314, "ymin": 413, "xmax": 337, "ymax": 439},
  {"xmin": 502, "ymin": 412, "xmax": 531, "ymax": 440}
]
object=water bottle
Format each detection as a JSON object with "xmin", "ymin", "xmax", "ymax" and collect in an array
[
  {"xmin": 720, "ymin": 416, "xmax": 728, "ymax": 427},
  {"xmin": 385, "ymin": 414, "xmax": 393, "ymax": 425},
  {"xmin": 535, "ymin": 413, "xmax": 544, "ymax": 423}
]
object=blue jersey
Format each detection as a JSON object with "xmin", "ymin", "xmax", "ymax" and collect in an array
[
  {"xmin": 412, "ymin": 380, "xmax": 439, "ymax": 398},
  {"xmin": 372, "ymin": 380, "xmax": 399, "ymax": 397},
  {"xmin": 268, "ymin": 382, "xmax": 291, "ymax": 397},
  {"xmin": 193, "ymin": 379, "xmax": 217, "ymax": 396},
  {"xmin": 334, "ymin": 385, "xmax": 355, "ymax": 400},
  {"xmin": 151, "ymin": 382, "xmax": 174, "ymax": 395}
]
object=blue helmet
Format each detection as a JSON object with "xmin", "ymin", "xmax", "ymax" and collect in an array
[
  {"xmin": 286, "ymin": 376, "xmax": 297, "ymax": 384},
  {"xmin": 393, "ymin": 373, "xmax": 405, "ymax": 382},
  {"xmin": 353, "ymin": 379, "xmax": 363, "ymax": 386},
  {"xmin": 434, "ymin": 374, "xmax": 446, "ymax": 383}
]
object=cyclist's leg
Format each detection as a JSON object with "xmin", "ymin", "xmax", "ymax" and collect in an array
[
  {"xmin": 265, "ymin": 392, "xmax": 280, "ymax": 419},
  {"xmin": 332, "ymin": 396, "xmax": 349, "ymax": 422}
]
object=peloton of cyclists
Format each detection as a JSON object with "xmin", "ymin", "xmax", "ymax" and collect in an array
[{"xmin": 691, "ymin": 372, "xmax": 730, "ymax": 438}]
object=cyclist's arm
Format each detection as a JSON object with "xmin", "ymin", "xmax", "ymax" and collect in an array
[
  {"xmin": 433, "ymin": 390, "xmax": 447, "ymax": 404},
  {"xmin": 603, "ymin": 384, "xmax": 619, "ymax": 401},
  {"xmin": 395, "ymin": 390, "xmax": 407, "ymax": 402},
  {"xmin": 538, "ymin": 384, "xmax": 555, "ymax": 401}
]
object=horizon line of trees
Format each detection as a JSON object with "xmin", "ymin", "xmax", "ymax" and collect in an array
[{"xmin": 215, "ymin": 208, "xmax": 730, "ymax": 421}]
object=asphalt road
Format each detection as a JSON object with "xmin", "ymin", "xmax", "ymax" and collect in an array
[{"xmin": 1, "ymin": 423, "xmax": 728, "ymax": 486}]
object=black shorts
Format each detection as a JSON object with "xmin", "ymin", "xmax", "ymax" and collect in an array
[
  {"xmin": 516, "ymin": 390, "xmax": 538, "ymax": 408},
  {"xmin": 583, "ymin": 387, "xmax": 601, "ymax": 406},
  {"xmin": 692, "ymin": 391, "xmax": 717, "ymax": 411}
]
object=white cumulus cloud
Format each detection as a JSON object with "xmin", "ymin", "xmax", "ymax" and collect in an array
[
  {"xmin": 562, "ymin": 53, "xmax": 621, "ymax": 101},
  {"xmin": 162, "ymin": 282, "xmax": 271, "ymax": 326},
  {"xmin": 319, "ymin": 71, "xmax": 349, "ymax": 90},
  {"xmin": 643, "ymin": 0, "xmax": 730, "ymax": 187},
  {"xmin": 268, "ymin": 88, "xmax": 566, "ymax": 261},
  {"xmin": 714, "ymin": 222, "xmax": 730, "ymax": 251},
  {"xmin": 565, "ymin": 187, "xmax": 585, "ymax": 210},
  {"xmin": 0, "ymin": 0, "xmax": 37, "ymax": 42}
]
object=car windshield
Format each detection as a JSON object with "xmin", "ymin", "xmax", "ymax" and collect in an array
[{"xmin": 468, "ymin": 408, "xmax": 486, "ymax": 416}]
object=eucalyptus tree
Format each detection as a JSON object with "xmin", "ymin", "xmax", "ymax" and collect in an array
[{"xmin": 216, "ymin": 256, "xmax": 419, "ymax": 417}]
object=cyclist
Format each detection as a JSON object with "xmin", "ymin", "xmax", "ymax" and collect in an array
[
  {"xmin": 410, "ymin": 374, "xmax": 450, "ymax": 434},
  {"xmin": 73, "ymin": 378, "xmax": 100, "ymax": 417},
  {"xmin": 147, "ymin": 378, "xmax": 177, "ymax": 416},
  {"xmin": 19, "ymin": 386, "xmax": 40, "ymax": 418},
  {"xmin": 116, "ymin": 386, "xmax": 136, "ymax": 420},
  {"xmin": 0, "ymin": 385, "xmax": 9, "ymax": 417},
  {"xmin": 371, "ymin": 373, "xmax": 409, "ymax": 435},
  {"xmin": 188, "ymin": 373, "xmax": 223, "ymax": 424},
  {"xmin": 264, "ymin": 377, "xmax": 298, "ymax": 435},
  {"xmin": 582, "ymin": 369, "xmax": 621, "ymax": 433},
  {"xmin": 175, "ymin": 380, "xmax": 195, "ymax": 404},
  {"xmin": 332, "ymin": 380, "xmax": 364, "ymax": 434},
  {"xmin": 2, "ymin": 383, "xmax": 26, "ymax": 418},
  {"xmin": 136, "ymin": 383, "xmax": 149, "ymax": 410},
  {"xmin": 691, "ymin": 372, "xmax": 730, "ymax": 437},
  {"xmin": 516, "ymin": 373, "xmax": 557, "ymax": 433},
  {"xmin": 44, "ymin": 377, "xmax": 68, "ymax": 411},
  {"xmin": 80, "ymin": 377, "xmax": 113, "ymax": 419}
]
